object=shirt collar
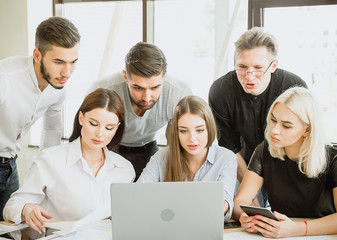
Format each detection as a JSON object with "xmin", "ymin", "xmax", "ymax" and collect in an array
[
  {"xmin": 28, "ymin": 55, "xmax": 40, "ymax": 90},
  {"xmin": 66, "ymin": 137, "xmax": 83, "ymax": 166},
  {"xmin": 205, "ymin": 144, "xmax": 216, "ymax": 165},
  {"xmin": 28, "ymin": 55, "xmax": 60, "ymax": 94},
  {"xmin": 103, "ymin": 147, "xmax": 125, "ymax": 169},
  {"xmin": 66, "ymin": 137, "xmax": 125, "ymax": 169}
]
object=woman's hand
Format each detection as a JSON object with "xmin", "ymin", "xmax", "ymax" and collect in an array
[
  {"xmin": 250, "ymin": 211, "xmax": 304, "ymax": 238},
  {"xmin": 22, "ymin": 203, "xmax": 53, "ymax": 234},
  {"xmin": 239, "ymin": 212, "xmax": 258, "ymax": 233}
]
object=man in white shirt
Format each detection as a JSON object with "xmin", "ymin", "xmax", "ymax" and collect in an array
[
  {"xmin": 87, "ymin": 42, "xmax": 191, "ymax": 180},
  {"xmin": 0, "ymin": 16, "xmax": 80, "ymax": 220}
]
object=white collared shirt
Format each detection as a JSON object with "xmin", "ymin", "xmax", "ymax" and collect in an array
[
  {"xmin": 3, "ymin": 137, "xmax": 135, "ymax": 224},
  {"xmin": 0, "ymin": 55, "xmax": 65, "ymax": 158}
]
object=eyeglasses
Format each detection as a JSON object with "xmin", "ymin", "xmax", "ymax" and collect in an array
[{"xmin": 235, "ymin": 60, "xmax": 275, "ymax": 78}]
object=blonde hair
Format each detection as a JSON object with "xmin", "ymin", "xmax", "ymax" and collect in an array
[
  {"xmin": 164, "ymin": 96, "xmax": 216, "ymax": 181},
  {"xmin": 265, "ymin": 87, "xmax": 326, "ymax": 178}
]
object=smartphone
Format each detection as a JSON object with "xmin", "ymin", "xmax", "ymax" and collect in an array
[
  {"xmin": 240, "ymin": 205, "xmax": 279, "ymax": 221},
  {"xmin": 0, "ymin": 226, "xmax": 58, "ymax": 240},
  {"xmin": 223, "ymin": 220, "xmax": 241, "ymax": 229}
]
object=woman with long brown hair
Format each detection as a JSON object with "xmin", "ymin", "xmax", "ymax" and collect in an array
[
  {"xmin": 138, "ymin": 95, "xmax": 237, "ymax": 220},
  {"xmin": 4, "ymin": 88, "xmax": 135, "ymax": 233}
]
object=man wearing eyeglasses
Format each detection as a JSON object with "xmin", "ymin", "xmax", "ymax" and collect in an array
[{"xmin": 208, "ymin": 27, "xmax": 307, "ymax": 206}]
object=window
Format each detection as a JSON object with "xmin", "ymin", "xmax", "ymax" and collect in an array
[
  {"xmin": 52, "ymin": 0, "xmax": 248, "ymax": 143},
  {"xmin": 152, "ymin": 0, "xmax": 247, "ymax": 99},
  {"xmin": 54, "ymin": 1, "xmax": 142, "ymax": 138},
  {"xmin": 249, "ymin": 0, "xmax": 337, "ymax": 143}
]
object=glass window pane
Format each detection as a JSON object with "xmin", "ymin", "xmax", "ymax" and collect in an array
[
  {"xmin": 37, "ymin": 0, "xmax": 248, "ymax": 145},
  {"xmin": 56, "ymin": 1, "xmax": 142, "ymax": 138},
  {"xmin": 153, "ymin": 0, "xmax": 247, "ymax": 100},
  {"xmin": 264, "ymin": 5, "xmax": 337, "ymax": 142}
]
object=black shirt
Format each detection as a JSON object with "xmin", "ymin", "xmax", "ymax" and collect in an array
[
  {"xmin": 208, "ymin": 69, "xmax": 307, "ymax": 164},
  {"xmin": 248, "ymin": 140, "xmax": 337, "ymax": 218}
]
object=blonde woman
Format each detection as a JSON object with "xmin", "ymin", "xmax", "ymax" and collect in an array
[
  {"xmin": 137, "ymin": 95, "xmax": 237, "ymax": 221},
  {"xmin": 233, "ymin": 87, "xmax": 337, "ymax": 237}
]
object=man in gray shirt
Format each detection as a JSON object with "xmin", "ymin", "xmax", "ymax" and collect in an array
[{"xmin": 87, "ymin": 42, "xmax": 191, "ymax": 180}]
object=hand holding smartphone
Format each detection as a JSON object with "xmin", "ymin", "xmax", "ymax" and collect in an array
[{"xmin": 240, "ymin": 205, "xmax": 279, "ymax": 221}]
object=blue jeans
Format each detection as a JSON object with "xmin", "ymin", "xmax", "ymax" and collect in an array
[{"xmin": 0, "ymin": 156, "xmax": 19, "ymax": 221}]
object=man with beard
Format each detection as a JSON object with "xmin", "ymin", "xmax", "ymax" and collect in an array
[
  {"xmin": 87, "ymin": 42, "xmax": 191, "ymax": 180},
  {"xmin": 0, "ymin": 16, "xmax": 80, "ymax": 220}
]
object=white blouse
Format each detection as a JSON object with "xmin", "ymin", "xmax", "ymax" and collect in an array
[{"xmin": 3, "ymin": 137, "xmax": 135, "ymax": 224}]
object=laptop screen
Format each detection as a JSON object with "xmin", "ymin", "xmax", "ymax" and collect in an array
[{"xmin": 110, "ymin": 181, "xmax": 224, "ymax": 240}]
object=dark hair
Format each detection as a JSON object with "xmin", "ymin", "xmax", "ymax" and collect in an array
[
  {"xmin": 69, "ymin": 88, "xmax": 125, "ymax": 151},
  {"xmin": 125, "ymin": 42, "xmax": 167, "ymax": 78},
  {"xmin": 35, "ymin": 16, "xmax": 80, "ymax": 56}
]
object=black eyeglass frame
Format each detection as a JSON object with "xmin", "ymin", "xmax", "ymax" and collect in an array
[{"xmin": 235, "ymin": 60, "xmax": 275, "ymax": 78}]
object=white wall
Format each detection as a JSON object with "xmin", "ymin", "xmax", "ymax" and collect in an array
[
  {"xmin": 0, "ymin": 0, "xmax": 29, "ymax": 58},
  {"xmin": 0, "ymin": 0, "xmax": 53, "ymax": 61},
  {"xmin": 0, "ymin": 0, "xmax": 53, "ymax": 184}
]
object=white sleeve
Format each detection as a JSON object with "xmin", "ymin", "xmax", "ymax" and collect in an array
[
  {"xmin": 137, "ymin": 154, "xmax": 163, "ymax": 183},
  {"xmin": 218, "ymin": 151, "xmax": 237, "ymax": 221},
  {"xmin": 3, "ymin": 155, "xmax": 52, "ymax": 224},
  {"xmin": 0, "ymin": 72, "xmax": 7, "ymax": 104},
  {"xmin": 40, "ymin": 93, "xmax": 65, "ymax": 150}
]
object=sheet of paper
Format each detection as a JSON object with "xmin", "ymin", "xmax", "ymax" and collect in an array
[
  {"xmin": 45, "ymin": 200, "xmax": 110, "ymax": 238},
  {"xmin": 0, "ymin": 224, "xmax": 16, "ymax": 232},
  {"xmin": 71, "ymin": 201, "xmax": 110, "ymax": 231},
  {"xmin": 0, "ymin": 222, "xmax": 27, "ymax": 235},
  {"xmin": 48, "ymin": 228, "xmax": 111, "ymax": 240},
  {"xmin": 44, "ymin": 220, "xmax": 111, "ymax": 240}
]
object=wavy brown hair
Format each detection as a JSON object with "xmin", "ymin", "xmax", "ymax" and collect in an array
[
  {"xmin": 164, "ymin": 95, "xmax": 216, "ymax": 181},
  {"xmin": 69, "ymin": 88, "xmax": 125, "ymax": 151}
]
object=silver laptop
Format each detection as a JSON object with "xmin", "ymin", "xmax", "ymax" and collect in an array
[{"xmin": 110, "ymin": 181, "xmax": 224, "ymax": 240}]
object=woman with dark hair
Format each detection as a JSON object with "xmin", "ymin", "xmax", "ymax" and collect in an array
[
  {"xmin": 69, "ymin": 88, "xmax": 125, "ymax": 152},
  {"xmin": 137, "ymin": 95, "xmax": 237, "ymax": 221},
  {"xmin": 4, "ymin": 88, "xmax": 135, "ymax": 233}
]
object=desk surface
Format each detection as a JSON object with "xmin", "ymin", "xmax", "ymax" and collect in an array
[
  {"xmin": 224, "ymin": 219, "xmax": 337, "ymax": 239},
  {"xmin": 1, "ymin": 219, "xmax": 337, "ymax": 240}
]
